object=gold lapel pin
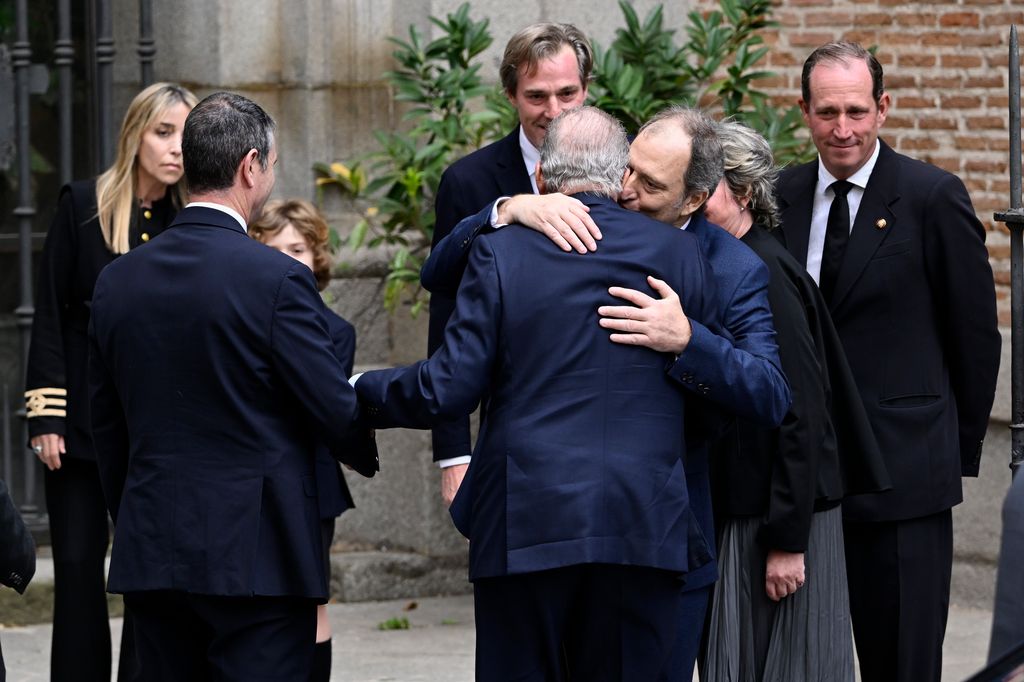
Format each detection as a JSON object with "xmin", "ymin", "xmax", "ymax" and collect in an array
[{"xmin": 875, "ymin": 218, "xmax": 887, "ymax": 229}]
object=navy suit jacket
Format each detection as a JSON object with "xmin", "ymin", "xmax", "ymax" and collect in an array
[
  {"xmin": 421, "ymin": 203, "xmax": 790, "ymax": 589},
  {"xmin": 316, "ymin": 311, "xmax": 358, "ymax": 519},
  {"xmin": 428, "ymin": 129, "xmax": 534, "ymax": 461},
  {"xmin": 88, "ymin": 206, "xmax": 376, "ymax": 599},
  {"xmin": 359, "ymin": 194, "xmax": 719, "ymax": 580},
  {"xmin": 777, "ymin": 141, "xmax": 1000, "ymax": 521}
]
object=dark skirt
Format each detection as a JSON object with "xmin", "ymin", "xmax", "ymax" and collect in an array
[{"xmin": 702, "ymin": 505, "xmax": 854, "ymax": 682}]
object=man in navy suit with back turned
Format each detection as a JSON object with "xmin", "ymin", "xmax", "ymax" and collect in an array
[
  {"xmin": 775, "ymin": 42, "xmax": 1000, "ymax": 681},
  {"xmin": 88, "ymin": 92, "xmax": 377, "ymax": 681},
  {"xmin": 430, "ymin": 22, "xmax": 594, "ymax": 506},
  {"xmin": 355, "ymin": 107, "xmax": 719, "ymax": 681}
]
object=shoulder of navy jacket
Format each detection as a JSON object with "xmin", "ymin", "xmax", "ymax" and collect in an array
[{"xmin": 25, "ymin": 387, "xmax": 68, "ymax": 418}]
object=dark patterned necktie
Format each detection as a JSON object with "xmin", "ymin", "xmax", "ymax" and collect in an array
[{"xmin": 819, "ymin": 180, "xmax": 854, "ymax": 303}]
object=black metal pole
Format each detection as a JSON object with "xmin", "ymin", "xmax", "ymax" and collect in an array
[
  {"xmin": 996, "ymin": 25, "xmax": 1024, "ymax": 478},
  {"xmin": 12, "ymin": 0, "xmax": 37, "ymax": 515},
  {"xmin": 138, "ymin": 0, "xmax": 155, "ymax": 87},
  {"xmin": 95, "ymin": 0, "xmax": 115, "ymax": 172},
  {"xmin": 56, "ymin": 0, "xmax": 73, "ymax": 185}
]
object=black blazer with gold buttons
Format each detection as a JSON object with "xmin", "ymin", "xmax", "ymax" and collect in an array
[{"xmin": 25, "ymin": 179, "xmax": 175, "ymax": 460}]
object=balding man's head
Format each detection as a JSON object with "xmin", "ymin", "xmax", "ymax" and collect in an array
[{"xmin": 538, "ymin": 107, "xmax": 629, "ymax": 197}]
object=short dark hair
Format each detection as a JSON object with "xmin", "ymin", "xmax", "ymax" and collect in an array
[
  {"xmin": 640, "ymin": 106, "xmax": 723, "ymax": 208},
  {"xmin": 801, "ymin": 41, "xmax": 885, "ymax": 105},
  {"xmin": 499, "ymin": 23, "xmax": 593, "ymax": 96},
  {"xmin": 182, "ymin": 92, "xmax": 276, "ymax": 194}
]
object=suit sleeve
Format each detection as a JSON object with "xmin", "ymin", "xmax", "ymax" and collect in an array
[
  {"xmin": 420, "ymin": 200, "xmax": 498, "ymax": 296},
  {"xmin": 756, "ymin": 266, "xmax": 826, "ymax": 553},
  {"xmin": 0, "ymin": 478, "xmax": 36, "ymax": 594},
  {"xmin": 88, "ymin": 278, "xmax": 130, "ymax": 523},
  {"xmin": 668, "ymin": 257, "xmax": 791, "ymax": 428},
  {"xmin": 358, "ymin": 237, "xmax": 501, "ymax": 429},
  {"xmin": 922, "ymin": 173, "xmax": 1001, "ymax": 476},
  {"xmin": 271, "ymin": 265, "xmax": 377, "ymax": 476},
  {"xmin": 25, "ymin": 186, "xmax": 79, "ymax": 438},
  {"xmin": 427, "ymin": 167, "xmax": 480, "ymax": 462}
]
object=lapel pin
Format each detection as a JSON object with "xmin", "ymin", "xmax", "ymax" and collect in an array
[{"xmin": 875, "ymin": 218, "xmax": 887, "ymax": 229}]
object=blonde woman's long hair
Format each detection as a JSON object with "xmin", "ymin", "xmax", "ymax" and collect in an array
[{"xmin": 95, "ymin": 82, "xmax": 198, "ymax": 254}]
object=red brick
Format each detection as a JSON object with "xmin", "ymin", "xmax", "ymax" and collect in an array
[
  {"xmin": 966, "ymin": 159, "xmax": 1008, "ymax": 173},
  {"xmin": 940, "ymin": 12, "xmax": 981, "ymax": 28},
  {"xmin": 988, "ymin": 243, "xmax": 1011, "ymax": 260},
  {"xmin": 955, "ymin": 135, "xmax": 990, "ymax": 151},
  {"xmin": 920, "ymin": 117, "xmax": 959, "ymax": 130},
  {"xmin": 991, "ymin": 179, "xmax": 1012, "ymax": 193},
  {"xmin": 983, "ymin": 12, "xmax": 1024, "ymax": 28},
  {"xmin": 966, "ymin": 115, "xmax": 1008, "ymax": 129},
  {"xmin": 965, "ymin": 178, "xmax": 988, "ymax": 192},
  {"xmin": 752, "ymin": 75, "xmax": 788, "ymax": 89},
  {"xmin": 806, "ymin": 12, "xmax": 854, "ymax": 26},
  {"xmin": 919, "ymin": 31, "xmax": 965, "ymax": 46},
  {"xmin": 989, "ymin": 138, "xmax": 1011, "ymax": 152},
  {"xmin": 878, "ymin": 31, "xmax": 921, "ymax": 46},
  {"xmin": 964, "ymin": 0, "xmax": 1009, "ymax": 5},
  {"xmin": 965, "ymin": 75, "xmax": 1005, "ymax": 88},
  {"xmin": 899, "ymin": 95, "xmax": 937, "ymax": 108},
  {"xmin": 960, "ymin": 33, "xmax": 1004, "ymax": 47},
  {"xmin": 941, "ymin": 95, "xmax": 983, "ymax": 108},
  {"xmin": 898, "ymin": 54, "xmax": 936, "ymax": 67},
  {"xmin": 884, "ymin": 115, "xmax": 916, "ymax": 129},
  {"xmin": 895, "ymin": 12, "xmax": 937, "ymax": 27},
  {"xmin": 770, "ymin": 52, "xmax": 800, "ymax": 67},
  {"xmin": 842, "ymin": 30, "xmax": 879, "ymax": 45},
  {"xmin": 775, "ymin": 11, "xmax": 802, "ymax": 28},
  {"xmin": 899, "ymin": 136, "xmax": 941, "ymax": 150},
  {"xmin": 787, "ymin": 0, "xmax": 831, "ymax": 5},
  {"xmin": 921, "ymin": 75, "xmax": 963, "ymax": 88},
  {"xmin": 856, "ymin": 13, "xmax": 894, "ymax": 27},
  {"xmin": 922, "ymin": 156, "xmax": 962, "ymax": 172},
  {"xmin": 789, "ymin": 32, "xmax": 836, "ymax": 48},
  {"xmin": 941, "ymin": 55, "xmax": 984, "ymax": 69},
  {"xmin": 987, "ymin": 95, "xmax": 1010, "ymax": 109},
  {"xmin": 886, "ymin": 74, "xmax": 918, "ymax": 89}
]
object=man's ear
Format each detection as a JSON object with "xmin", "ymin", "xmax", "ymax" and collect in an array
[
  {"xmin": 680, "ymin": 190, "xmax": 709, "ymax": 221},
  {"xmin": 535, "ymin": 163, "xmax": 546, "ymax": 195},
  {"xmin": 239, "ymin": 148, "xmax": 259, "ymax": 188}
]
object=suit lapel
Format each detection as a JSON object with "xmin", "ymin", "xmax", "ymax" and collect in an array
[
  {"xmin": 494, "ymin": 128, "xmax": 535, "ymax": 196},
  {"xmin": 777, "ymin": 161, "xmax": 817, "ymax": 267},
  {"xmin": 829, "ymin": 142, "xmax": 900, "ymax": 311}
]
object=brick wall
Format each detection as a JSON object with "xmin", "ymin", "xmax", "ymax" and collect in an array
[{"xmin": 695, "ymin": 0, "xmax": 1021, "ymax": 324}]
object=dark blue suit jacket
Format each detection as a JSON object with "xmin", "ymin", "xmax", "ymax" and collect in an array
[
  {"xmin": 429, "ymin": 129, "xmax": 534, "ymax": 461},
  {"xmin": 421, "ymin": 203, "xmax": 790, "ymax": 589},
  {"xmin": 88, "ymin": 206, "xmax": 376, "ymax": 599},
  {"xmin": 359, "ymin": 194, "xmax": 719, "ymax": 580},
  {"xmin": 777, "ymin": 141, "xmax": 1000, "ymax": 521},
  {"xmin": 316, "ymin": 311, "xmax": 358, "ymax": 519}
]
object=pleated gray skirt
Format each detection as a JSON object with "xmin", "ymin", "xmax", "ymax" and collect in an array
[{"xmin": 701, "ymin": 505, "xmax": 855, "ymax": 682}]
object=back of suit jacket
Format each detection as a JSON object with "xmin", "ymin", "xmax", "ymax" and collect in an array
[
  {"xmin": 89, "ymin": 206, "xmax": 366, "ymax": 599},
  {"xmin": 776, "ymin": 142, "xmax": 1000, "ymax": 521},
  {"xmin": 358, "ymin": 195, "xmax": 719, "ymax": 579}
]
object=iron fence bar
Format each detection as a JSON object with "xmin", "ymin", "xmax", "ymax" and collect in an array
[
  {"xmin": 12, "ymin": 0, "xmax": 37, "ymax": 515},
  {"xmin": 996, "ymin": 25, "xmax": 1024, "ymax": 478},
  {"xmin": 95, "ymin": 0, "xmax": 115, "ymax": 172},
  {"xmin": 3, "ymin": 386, "xmax": 11, "ymax": 490},
  {"xmin": 56, "ymin": 0, "xmax": 73, "ymax": 185},
  {"xmin": 138, "ymin": 0, "xmax": 154, "ymax": 87}
]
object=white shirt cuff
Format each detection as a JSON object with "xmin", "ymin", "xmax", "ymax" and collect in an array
[
  {"xmin": 349, "ymin": 372, "xmax": 362, "ymax": 386},
  {"xmin": 438, "ymin": 456, "xmax": 472, "ymax": 468},
  {"xmin": 490, "ymin": 197, "xmax": 512, "ymax": 228}
]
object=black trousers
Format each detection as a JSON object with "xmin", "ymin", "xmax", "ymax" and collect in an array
[
  {"xmin": 44, "ymin": 457, "xmax": 137, "ymax": 682},
  {"xmin": 844, "ymin": 509, "xmax": 953, "ymax": 682},
  {"xmin": 124, "ymin": 591, "xmax": 317, "ymax": 682},
  {"xmin": 473, "ymin": 563, "xmax": 681, "ymax": 682}
]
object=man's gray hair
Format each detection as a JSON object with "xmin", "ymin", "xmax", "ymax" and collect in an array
[
  {"xmin": 183, "ymin": 92, "xmax": 276, "ymax": 194},
  {"xmin": 539, "ymin": 107, "xmax": 629, "ymax": 197},
  {"xmin": 639, "ymin": 106, "xmax": 723, "ymax": 208}
]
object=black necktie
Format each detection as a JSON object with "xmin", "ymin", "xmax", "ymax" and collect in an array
[{"xmin": 819, "ymin": 180, "xmax": 853, "ymax": 303}]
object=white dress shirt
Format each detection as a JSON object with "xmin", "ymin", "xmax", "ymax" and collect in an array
[
  {"xmin": 185, "ymin": 201, "xmax": 248, "ymax": 233},
  {"xmin": 805, "ymin": 140, "xmax": 880, "ymax": 284}
]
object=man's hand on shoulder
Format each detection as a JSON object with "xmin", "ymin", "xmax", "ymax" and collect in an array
[
  {"xmin": 498, "ymin": 193, "xmax": 601, "ymax": 254},
  {"xmin": 597, "ymin": 276, "xmax": 692, "ymax": 354}
]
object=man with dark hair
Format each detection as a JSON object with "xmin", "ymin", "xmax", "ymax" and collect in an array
[
  {"xmin": 88, "ymin": 91, "xmax": 377, "ymax": 681},
  {"xmin": 420, "ymin": 105, "xmax": 791, "ymax": 681},
  {"xmin": 776, "ymin": 41, "xmax": 1000, "ymax": 681},
  {"xmin": 429, "ymin": 22, "xmax": 594, "ymax": 505},
  {"xmin": 357, "ymin": 105, "xmax": 720, "ymax": 681}
]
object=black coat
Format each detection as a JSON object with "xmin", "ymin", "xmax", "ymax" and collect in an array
[
  {"xmin": 710, "ymin": 224, "xmax": 890, "ymax": 552},
  {"xmin": 776, "ymin": 141, "xmax": 1001, "ymax": 522},
  {"xmin": 0, "ymin": 477, "xmax": 36, "ymax": 682},
  {"xmin": 427, "ymin": 129, "xmax": 534, "ymax": 461},
  {"xmin": 25, "ymin": 179, "xmax": 176, "ymax": 460}
]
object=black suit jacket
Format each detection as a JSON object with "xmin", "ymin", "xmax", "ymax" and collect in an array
[
  {"xmin": 712, "ymin": 225, "xmax": 890, "ymax": 551},
  {"xmin": 89, "ymin": 206, "xmax": 377, "ymax": 599},
  {"xmin": 428, "ymin": 129, "xmax": 533, "ymax": 461},
  {"xmin": 776, "ymin": 141, "xmax": 1000, "ymax": 522}
]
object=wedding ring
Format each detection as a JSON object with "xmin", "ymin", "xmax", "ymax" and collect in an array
[{"xmin": 32, "ymin": 445, "xmax": 43, "ymax": 454}]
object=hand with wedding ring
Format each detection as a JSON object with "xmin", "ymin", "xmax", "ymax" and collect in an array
[
  {"xmin": 30, "ymin": 433, "xmax": 65, "ymax": 471},
  {"xmin": 765, "ymin": 549, "xmax": 806, "ymax": 601}
]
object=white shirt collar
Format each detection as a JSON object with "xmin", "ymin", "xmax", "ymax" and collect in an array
[
  {"xmin": 816, "ymin": 138, "xmax": 880, "ymax": 193},
  {"xmin": 678, "ymin": 217, "xmax": 692, "ymax": 231},
  {"xmin": 519, "ymin": 126, "xmax": 541, "ymax": 194},
  {"xmin": 186, "ymin": 201, "xmax": 248, "ymax": 233}
]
